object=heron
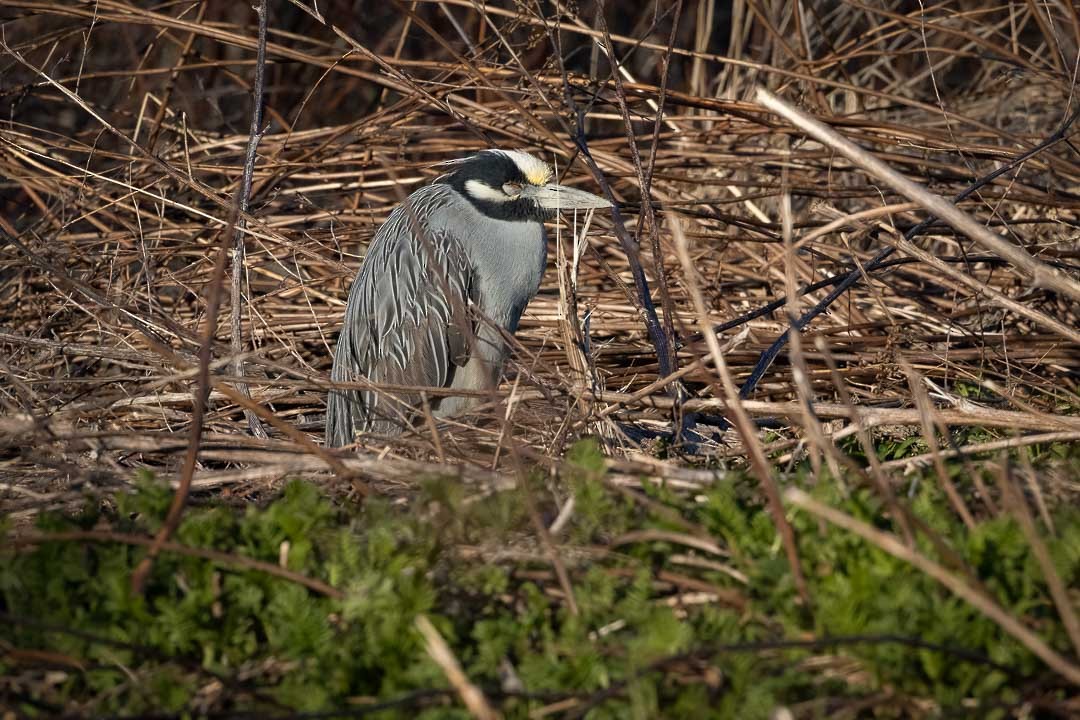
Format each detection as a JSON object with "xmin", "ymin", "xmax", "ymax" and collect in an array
[{"xmin": 326, "ymin": 149, "xmax": 611, "ymax": 447}]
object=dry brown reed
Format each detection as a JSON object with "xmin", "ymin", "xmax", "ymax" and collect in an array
[
  {"xmin": 3, "ymin": 1, "xmax": 1077, "ymax": 500},
  {"xmin": 0, "ymin": 2, "xmax": 1076, "ymax": 499}
]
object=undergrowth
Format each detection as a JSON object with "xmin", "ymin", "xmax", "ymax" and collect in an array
[{"xmin": 2, "ymin": 441, "xmax": 1077, "ymax": 718}]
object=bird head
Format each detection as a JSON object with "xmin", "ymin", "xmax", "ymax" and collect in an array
[{"xmin": 439, "ymin": 149, "xmax": 612, "ymax": 221}]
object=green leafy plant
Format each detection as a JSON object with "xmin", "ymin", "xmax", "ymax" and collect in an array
[{"xmin": 2, "ymin": 442, "xmax": 1077, "ymax": 718}]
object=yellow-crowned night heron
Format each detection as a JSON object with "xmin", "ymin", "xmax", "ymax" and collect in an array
[{"xmin": 326, "ymin": 149, "xmax": 611, "ymax": 446}]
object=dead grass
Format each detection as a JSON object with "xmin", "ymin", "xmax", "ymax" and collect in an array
[{"xmin": 1, "ymin": 0, "xmax": 1078, "ymax": 579}]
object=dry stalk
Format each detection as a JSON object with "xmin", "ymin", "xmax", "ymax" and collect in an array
[
  {"xmin": 785, "ymin": 487, "xmax": 1080, "ymax": 686},
  {"xmin": 416, "ymin": 614, "xmax": 500, "ymax": 720},
  {"xmin": 755, "ymin": 87, "xmax": 1080, "ymax": 306},
  {"xmin": 999, "ymin": 467, "xmax": 1080, "ymax": 658},
  {"xmin": 900, "ymin": 357, "xmax": 977, "ymax": 530},
  {"xmin": 230, "ymin": 0, "xmax": 271, "ymax": 439},
  {"xmin": 670, "ymin": 214, "xmax": 810, "ymax": 607}
]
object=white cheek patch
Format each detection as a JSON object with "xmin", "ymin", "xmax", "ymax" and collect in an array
[{"xmin": 465, "ymin": 179, "xmax": 511, "ymax": 203}]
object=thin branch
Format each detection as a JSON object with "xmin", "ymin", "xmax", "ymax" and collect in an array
[
  {"xmin": 595, "ymin": 0, "xmax": 681, "ymax": 389},
  {"xmin": 12, "ymin": 530, "xmax": 343, "ymax": 599},
  {"xmin": 130, "ymin": 216, "xmax": 232, "ymax": 593},
  {"xmin": 539, "ymin": 10, "xmax": 677, "ymax": 391},
  {"xmin": 231, "ymin": 0, "xmax": 271, "ymax": 439},
  {"xmin": 129, "ymin": 4, "xmax": 272, "ymax": 592}
]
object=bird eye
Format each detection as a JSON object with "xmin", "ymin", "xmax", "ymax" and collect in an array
[{"xmin": 502, "ymin": 182, "xmax": 522, "ymax": 197}]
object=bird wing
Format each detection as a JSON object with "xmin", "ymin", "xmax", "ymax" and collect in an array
[{"xmin": 327, "ymin": 188, "xmax": 475, "ymax": 445}]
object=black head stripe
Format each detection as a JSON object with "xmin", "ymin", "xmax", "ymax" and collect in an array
[{"xmin": 441, "ymin": 151, "xmax": 544, "ymax": 222}]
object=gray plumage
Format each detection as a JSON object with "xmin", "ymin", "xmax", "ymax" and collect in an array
[{"xmin": 326, "ymin": 150, "xmax": 610, "ymax": 447}]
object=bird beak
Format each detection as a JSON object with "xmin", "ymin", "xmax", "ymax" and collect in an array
[{"xmin": 524, "ymin": 183, "xmax": 613, "ymax": 211}]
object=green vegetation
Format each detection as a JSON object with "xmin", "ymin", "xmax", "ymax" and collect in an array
[{"xmin": 2, "ymin": 440, "xmax": 1077, "ymax": 718}]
